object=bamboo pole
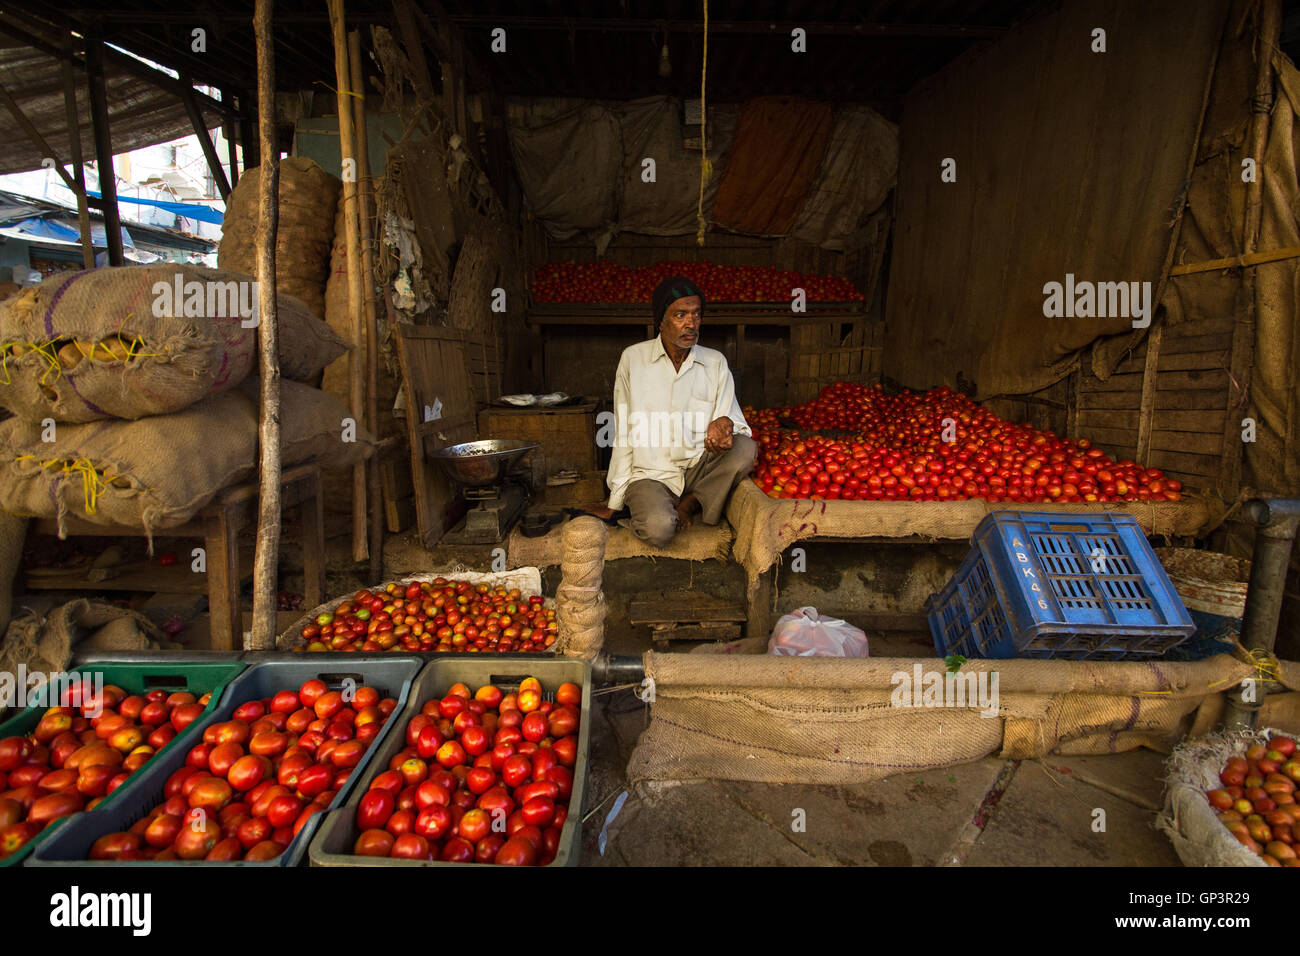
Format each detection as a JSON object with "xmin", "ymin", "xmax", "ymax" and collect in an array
[
  {"xmin": 248, "ymin": 0, "xmax": 281, "ymax": 651},
  {"xmin": 350, "ymin": 29, "xmax": 384, "ymax": 581},
  {"xmin": 329, "ymin": 0, "xmax": 369, "ymax": 564}
]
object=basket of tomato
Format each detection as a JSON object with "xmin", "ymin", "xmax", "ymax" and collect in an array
[{"xmin": 275, "ymin": 570, "xmax": 559, "ymax": 655}]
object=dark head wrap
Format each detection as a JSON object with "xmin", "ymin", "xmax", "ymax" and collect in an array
[{"xmin": 652, "ymin": 276, "xmax": 705, "ymax": 331}]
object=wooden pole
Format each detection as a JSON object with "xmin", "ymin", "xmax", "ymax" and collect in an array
[
  {"xmin": 84, "ymin": 33, "xmax": 125, "ymax": 267},
  {"xmin": 330, "ymin": 0, "xmax": 369, "ymax": 564},
  {"xmin": 350, "ymin": 29, "xmax": 384, "ymax": 581},
  {"xmin": 180, "ymin": 76, "xmax": 232, "ymax": 200},
  {"xmin": 60, "ymin": 39, "xmax": 95, "ymax": 269},
  {"xmin": 248, "ymin": 0, "xmax": 282, "ymax": 651}
]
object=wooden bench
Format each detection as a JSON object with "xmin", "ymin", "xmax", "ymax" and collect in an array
[{"xmin": 27, "ymin": 462, "xmax": 326, "ymax": 651}]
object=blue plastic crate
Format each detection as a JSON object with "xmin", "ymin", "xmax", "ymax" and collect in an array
[{"xmin": 927, "ymin": 510, "xmax": 1195, "ymax": 661}]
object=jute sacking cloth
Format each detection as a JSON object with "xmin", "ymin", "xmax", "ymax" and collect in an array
[
  {"xmin": 627, "ymin": 651, "xmax": 1270, "ymax": 785},
  {"xmin": 508, "ymin": 518, "xmax": 732, "ymax": 569},
  {"xmin": 725, "ymin": 480, "xmax": 1221, "ymax": 602}
]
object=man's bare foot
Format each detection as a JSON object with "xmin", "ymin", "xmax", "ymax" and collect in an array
[
  {"xmin": 674, "ymin": 493, "xmax": 701, "ymax": 530},
  {"xmin": 580, "ymin": 504, "xmax": 616, "ymax": 520}
]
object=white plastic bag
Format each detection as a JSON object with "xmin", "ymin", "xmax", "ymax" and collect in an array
[{"xmin": 767, "ymin": 607, "xmax": 870, "ymax": 658}]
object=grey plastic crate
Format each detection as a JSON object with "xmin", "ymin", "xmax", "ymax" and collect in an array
[
  {"xmin": 309, "ymin": 654, "xmax": 590, "ymax": 867},
  {"xmin": 28, "ymin": 657, "xmax": 423, "ymax": 867}
]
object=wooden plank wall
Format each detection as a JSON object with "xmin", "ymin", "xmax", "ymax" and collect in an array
[
  {"xmin": 1074, "ymin": 315, "xmax": 1237, "ymax": 495},
  {"xmin": 787, "ymin": 321, "xmax": 883, "ymax": 404}
]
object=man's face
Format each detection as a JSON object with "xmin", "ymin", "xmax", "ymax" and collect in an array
[{"xmin": 660, "ymin": 295, "xmax": 702, "ymax": 350}]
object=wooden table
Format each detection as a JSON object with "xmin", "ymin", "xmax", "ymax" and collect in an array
[{"xmin": 29, "ymin": 462, "xmax": 326, "ymax": 651}]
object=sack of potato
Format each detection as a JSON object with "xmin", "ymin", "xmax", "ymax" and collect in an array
[
  {"xmin": 218, "ymin": 157, "xmax": 340, "ymax": 320},
  {"xmin": 0, "ymin": 265, "xmax": 347, "ymax": 423},
  {"xmin": 0, "ymin": 379, "xmax": 372, "ymax": 537}
]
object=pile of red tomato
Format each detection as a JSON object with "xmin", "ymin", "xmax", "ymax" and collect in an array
[
  {"xmin": 351, "ymin": 677, "xmax": 580, "ymax": 866},
  {"xmin": 747, "ymin": 383, "xmax": 1182, "ymax": 504},
  {"xmin": 531, "ymin": 260, "xmax": 863, "ymax": 303},
  {"xmin": 0, "ymin": 681, "xmax": 206, "ymax": 860},
  {"xmin": 299, "ymin": 578, "xmax": 558, "ymax": 654},
  {"xmin": 82, "ymin": 679, "xmax": 397, "ymax": 861}
]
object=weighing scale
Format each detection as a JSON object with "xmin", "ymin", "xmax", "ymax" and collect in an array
[{"xmin": 428, "ymin": 438, "xmax": 540, "ymax": 544}]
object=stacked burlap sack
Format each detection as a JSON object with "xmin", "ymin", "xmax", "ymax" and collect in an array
[
  {"xmin": 217, "ymin": 157, "xmax": 340, "ymax": 321},
  {"xmin": 0, "ymin": 263, "xmax": 370, "ymax": 540}
]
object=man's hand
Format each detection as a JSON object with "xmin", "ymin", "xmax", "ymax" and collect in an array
[
  {"xmin": 580, "ymin": 504, "xmax": 617, "ymax": 520},
  {"xmin": 705, "ymin": 417, "xmax": 735, "ymax": 455}
]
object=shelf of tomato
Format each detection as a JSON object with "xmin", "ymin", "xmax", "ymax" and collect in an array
[
  {"xmin": 285, "ymin": 577, "xmax": 559, "ymax": 654},
  {"xmin": 309, "ymin": 656, "xmax": 591, "ymax": 867},
  {"xmin": 530, "ymin": 260, "xmax": 866, "ymax": 306},
  {"xmin": 747, "ymin": 383, "xmax": 1185, "ymax": 505}
]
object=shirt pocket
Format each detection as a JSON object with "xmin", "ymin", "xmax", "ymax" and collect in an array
[{"xmin": 685, "ymin": 372, "xmax": 715, "ymax": 442}]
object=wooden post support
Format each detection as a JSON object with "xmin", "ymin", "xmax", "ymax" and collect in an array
[
  {"xmin": 181, "ymin": 77, "xmax": 232, "ymax": 200},
  {"xmin": 350, "ymin": 29, "xmax": 385, "ymax": 582},
  {"xmin": 60, "ymin": 40, "xmax": 95, "ymax": 269},
  {"xmin": 330, "ymin": 0, "xmax": 370, "ymax": 565},
  {"xmin": 248, "ymin": 0, "xmax": 282, "ymax": 652},
  {"xmin": 238, "ymin": 89, "xmax": 260, "ymax": 171},
  {"xmin": 84, "ymin": 34, "xmax": 125, "ymax": 267}
]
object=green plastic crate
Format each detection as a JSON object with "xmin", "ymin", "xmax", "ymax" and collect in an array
[
  {"xmin": 28, "ymin": 657, "xmax": 422, "ymax": 867},
  {"xmin": 0, "ymin": 658, "xmax": 245, "ymax": 867},
  {"xmin": 309, "ymin": 655, "xmax": 591, "ymax": 868}
]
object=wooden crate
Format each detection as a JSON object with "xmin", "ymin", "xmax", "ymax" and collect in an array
[
  {"xmin": 787, "ymin": 320, "xmax": 882, "ymax": 404},
  {"xmin": 1073, "ymin": 315, "xmax": 1243, "ymax": 497},
  {"xmin": 478, "ymin": 400, "xmax": 598, "ymax": 479}
]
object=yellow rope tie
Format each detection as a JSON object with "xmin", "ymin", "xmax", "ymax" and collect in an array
[
  {"xmin": 695, "ymin": 0, "xmax": 710, "ymax": 247},
  {"xmin": 15, "ymin": 455, "xmax": 108, "ymax": 516}
]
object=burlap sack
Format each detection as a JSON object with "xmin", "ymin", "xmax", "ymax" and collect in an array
[
  {"xmin": 627, "ymin": 652, "xmax": 1255, "ymax": 785},
  {"xmin": 217, "ymin": 157, "xmax": 340, "ymax": 319},
  {"xmin": 0, "ymin": 265, "xmax": 348, "ymax": 422},
  {"xmin": 555, "ymin": 517, "xmax": 606, "ymax": 658},
  {"xmin": 0, "ymin": 599, "xmax": 166, "ymax": 719},
  {"xmin": 0, "ymin": 380, "xmax": 372, "ymax": 537}
]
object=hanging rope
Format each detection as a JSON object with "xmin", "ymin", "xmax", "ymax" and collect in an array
[{"xmin": 695, "ymin": 0, "xmax": 711, "ymax": 246}]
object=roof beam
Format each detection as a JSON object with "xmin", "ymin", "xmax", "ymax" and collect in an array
[
  {"xmin": 180, "ymin": 75, "xmax": 231, "ymax": 200},
  {"xmin": 444, "ymin": 17, "xmax": 1009, "ymax": 39},
  {"xmin": 0, "ymin": 12, "xmax": 238, "ymax": 119}
]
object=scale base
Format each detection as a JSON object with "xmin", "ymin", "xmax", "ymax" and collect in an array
[{"xmin": 439, "ymin": 481, "xmax": 530, "ymax": 545}]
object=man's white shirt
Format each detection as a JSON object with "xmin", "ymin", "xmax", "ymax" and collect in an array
[{"xmin": 605, "ymin": 337, "xmax": 751, "ymax": 510}]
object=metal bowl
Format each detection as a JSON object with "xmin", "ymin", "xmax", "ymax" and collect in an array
[{"xmin": 427, "ymin": 438, "xmax": 540, "ymax": 487}]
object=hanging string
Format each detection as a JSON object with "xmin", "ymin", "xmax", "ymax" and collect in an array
[{"xmin": 695, "ymin": 0, "xmax": 711, "ymax": 247}]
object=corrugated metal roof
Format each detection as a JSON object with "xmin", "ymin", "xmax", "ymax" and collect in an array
[{"xmin": 0, "ymin": 33, "xmax": 218, "ymax": 176}]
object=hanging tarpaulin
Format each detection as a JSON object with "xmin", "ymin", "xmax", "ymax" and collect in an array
[
  {"xmin": 790, "ymin": 105, "xmax": 899, "ymax": 251},
  {"xmin": 87, "ymin": 190, "xmax": 225, "ymax": 225},
  {"xmin": 615, "ymin": 96, "xmax": 738, "ymax": 238},
  {"xmin": 882, "ymin": 0, "xmax": 1234, "ymax": 399},
  {"xmin": 507, "ymin": 101, "xmax": 622, "ymax": 241},
  {"xmin": 710, "ymin": 95, "xmax": 833, "ymax": 237}
]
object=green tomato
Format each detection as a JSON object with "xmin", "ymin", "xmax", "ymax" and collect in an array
[
  {"xmin": 354, "ymin": 608, "xmax": 371, "ymax": 621},
  {"xmin": 316, "ymin": 612, "xmax": 334, "ymax": 626}
]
